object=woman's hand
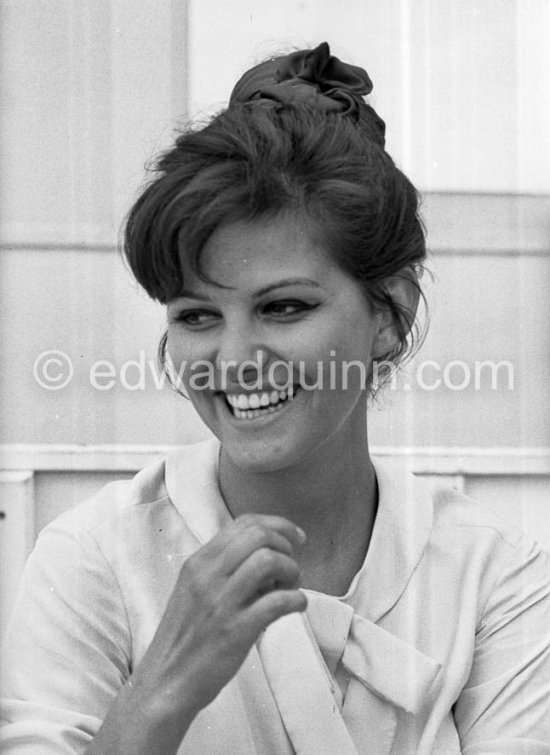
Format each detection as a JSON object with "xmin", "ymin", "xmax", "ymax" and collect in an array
[
  {"xmin": 87, "ymin": 513, "xmax": 306, "ymax": 754},
  {"xmin": 143, "ymin": 513, "xmax": 307, "ymax": 713}
]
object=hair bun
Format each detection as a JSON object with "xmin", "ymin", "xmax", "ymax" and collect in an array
[{"xmin": 230, "ymin": 42, "xmax": 385, "ymax": 141}]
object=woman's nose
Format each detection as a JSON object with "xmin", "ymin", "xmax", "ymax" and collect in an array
[{"xmin": 214, "ymin": 325, "xmax": 266, "ymax": 388}]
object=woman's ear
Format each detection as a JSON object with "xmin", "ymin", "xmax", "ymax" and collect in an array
[{"xmin": 371, "ymin": 266, "xmax": 421, "ymax": 358}]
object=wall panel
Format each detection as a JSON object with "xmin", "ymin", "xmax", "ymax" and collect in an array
[
  {"xmin": 1, "ymin": 195, "xmax": 548, "ymax": 448},
  {"xmin": 0, "ymin": 0, "xmax": 189, "ymax": 249},
  {"xmin": 0, "ymin": 471, "xmax": 35, "ymax": 632},
  {"xmin": 187, "ymin": 0, "xmax": 550, "ymax": 193}
]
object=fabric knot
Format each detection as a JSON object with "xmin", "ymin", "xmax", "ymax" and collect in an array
[
  {"xmin": 305, "ymin": 592, "xmax": 442, "ymax": 715},
  {"xmin": 230, "ymin": 41, "xmax": 383, "ymax": 132}
]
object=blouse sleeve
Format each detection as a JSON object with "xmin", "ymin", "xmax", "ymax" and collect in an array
[
  {"xmin": 453, "ymin": 536, "xmax": 550, "ymax": 754},
  {"xmin": 0, "ymin": 516, "xmax": 132, "ymax": 754}
]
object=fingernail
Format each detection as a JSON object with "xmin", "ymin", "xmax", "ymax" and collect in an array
[{"xmin": 296, "ymin": 526, "xmax": 306, "ymax": 543}]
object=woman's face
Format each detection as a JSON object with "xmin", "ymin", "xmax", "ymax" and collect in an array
[{"xmin": 166, "ymin": 214, "xmax": 387, "ymax": 473}]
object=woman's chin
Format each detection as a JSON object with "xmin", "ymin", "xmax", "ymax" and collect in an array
[{"xmin": 221, "ymin": 437, "xmax": 299, "ymax": 475}]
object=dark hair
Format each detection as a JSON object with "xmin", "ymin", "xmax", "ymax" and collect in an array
[{"xmin": 123, "ymin": 100, "xmax": 427, "ymax": 393}]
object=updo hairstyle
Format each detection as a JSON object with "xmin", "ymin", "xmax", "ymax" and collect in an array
[{"xmin": 123, "ymin": 44, "xmax": 427, "ymax": 393}]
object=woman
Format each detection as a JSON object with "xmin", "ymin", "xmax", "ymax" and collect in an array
[{"xmin": 2, "ymin": 43, "xmax": 550, "ymax": 754}]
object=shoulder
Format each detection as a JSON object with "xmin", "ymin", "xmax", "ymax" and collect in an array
[
  {"xmin": 58, "ymin": 456, "xmax": 168, "ymax": 531},
  {"xmin": 373, "ymin": 457, "xmax": 548, "ymax": 599},
  {"xmin": 30, "ymin": 439, "xmax": 221, "ymax": 574},
  {"xmin": 422, "ymin": 476, "xmax": 549, "ymax": 589},
  {"xmin": 43, "ymin": 439, "xmax": 219, "ymax": 538},
  {"xmin": 376, "ymin": 455, "xmax": 532, "ymax": 550},
  {"xmin": 430, "ymin": 482, "xmax": 550, "ymax": 590},
  {"xmin": 418, "ymin": 476, "xmax": 550, "ymax": 622},
  {"xmin": 428, "ymin": 483, "xmax": 524, "ymax": 550},
  {"xmin": 373, "ymin": 457, "xmax": 527, "ymax": 552}
]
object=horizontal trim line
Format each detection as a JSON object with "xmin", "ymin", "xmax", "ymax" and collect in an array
[
  {"xmin": 0, "ymin": 470, "xmax": 35, "ymax": 483},
  {"xmin": 1, "ymin": 193, "xmax": 549, "ymax": 255},
  {"xmin": 1, "ymin": 444, "xmax": 549, "ymax": 475},
  {"xmin": 0, "ymin": 242, "xmax": 118, "ymax": 252},
  {"xmin": 422, "ymin": 192, "xmax": 550, "ymax": 254},
  {"xmin": 371, "ymin": 447, "xmax": 550, "ymax": 476},
  {"xmin": 3, "ymin": 244, "xmax": 546, "ymax": 257}
]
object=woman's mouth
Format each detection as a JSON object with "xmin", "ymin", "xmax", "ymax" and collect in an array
[{"xmin": 224, "ymin": 387, "xmax": 296, "ymax": 420}]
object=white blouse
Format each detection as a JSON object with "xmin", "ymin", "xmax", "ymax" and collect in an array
[{"xmin": 2, "ymin": 439, "xmax": 550, "ymax": 754}]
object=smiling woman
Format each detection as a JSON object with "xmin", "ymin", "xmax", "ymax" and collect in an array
[
  {"xmin": 165, "ymin": 216, "xmax": 393, "ymax": 479},
  {"xmin": 2, "ymin": 42, "xmax": 550, "ymax": 755}
]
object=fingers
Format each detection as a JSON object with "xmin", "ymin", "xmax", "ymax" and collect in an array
[
  {"xmin": 199, "ymin": 513, "xmax": 306, "ymax": 577},
  {"xmin": 172, "ymin": 512, "xmax": 307, "ymax": 642},
  {"xmin": 240, "ymin": 514, "xmax": 305, "ymax": 547},
  {"xmin": 152, "ymin": 513, "xmax": 308, "ymax": 712},
  {"xmin": 227, "ymin": 549, "xmax": 301, "ymax": 606},
  {"xmin": 231, "ymin": 513, "xmax": 306, "ymax": 552},
  {"xmin": 243, "ymin": 588, "xmax": 308, "ymax": 639}
]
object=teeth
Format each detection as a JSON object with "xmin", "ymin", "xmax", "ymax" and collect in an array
[
  {"xmin": 236, "ymin": 395, "xmax": 248, "ymax": 410},
  {"xmin": 225, "ymin": 387, "xmax": 297, "ymax": 419},
  {"xmin": 248, "ymin": 394, "xmax": 261, "ymax": 409}
]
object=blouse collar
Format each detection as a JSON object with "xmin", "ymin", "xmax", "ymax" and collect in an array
[{"xmin": 165, "ymin": 438, "xmax": 434, "ymax": 622}]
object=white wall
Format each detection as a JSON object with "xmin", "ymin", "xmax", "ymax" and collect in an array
[
  {"xmin": 1, "ymin": 0, "xmax": 549, "ymax": 616},
  {"xmin": 1, "ymin": 0, "xmax": 549, "ymax": 448},
  {"xmin": 187, "ymin": 0, "xmax": 550, "ymax": 193}
]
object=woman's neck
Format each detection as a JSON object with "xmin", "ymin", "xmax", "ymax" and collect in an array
[{"xmin": 218, "ymin": 421, "xmax": 378, "ymax": 595}]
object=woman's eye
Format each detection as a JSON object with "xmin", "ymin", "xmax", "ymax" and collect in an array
[
  {"xmin": 172, "ymin": 309, "xmax": 219, "ymax": 327},
  {"xmin": 263, "ymin": 300, "xmax": 317, "ymax": 318}
]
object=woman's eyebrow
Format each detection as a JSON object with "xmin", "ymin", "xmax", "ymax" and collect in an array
[
  {"xmin": 176, "ymin": 279, "xmax": 320, "ymax": 301},
  {"xmin": 254, "ymin": 278, "xmax": 321, "ymax": 297}
]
